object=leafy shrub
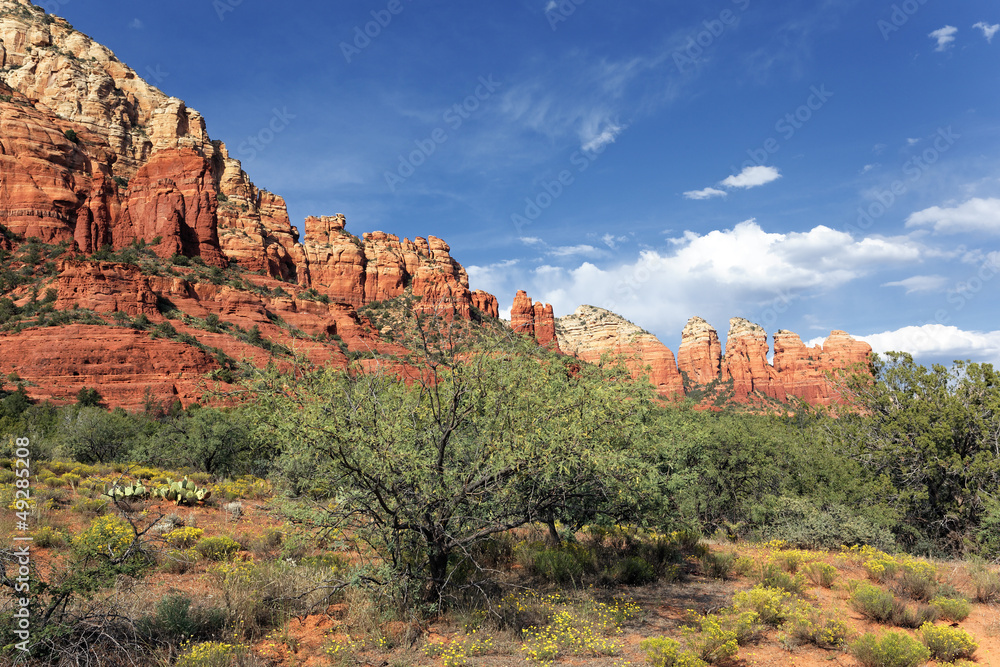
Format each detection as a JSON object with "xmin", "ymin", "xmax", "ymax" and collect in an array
[
  {"xmin": 760, "ymin": 563, "xmax": 805, "ymax": 594},
  {"xmin": 31, "ymin": 525, "xmax": 66, "ymax": 547},
  {"xmin": 196, "ymin": 536, "xmax": 241, "ymax": 561},
  {"xmin": 681, "ymin": 614, "xmax": 738, "ymax": 663},
  {"xmin": 139, "ymin": 593, "xmax": 226, "ymax": 643},
  {"xmin": 166, "ymin": 527, "xmax": 205, "ymax": 548},
  {"xmin": 701, "ymin": 551, "xmax": 737, "ymax": 580},
  {"xmin": 160, "ymin": 548, "xmax": 200, "ymax": 575},
  {"xmin": 850, "ymin": 631, "xmax": 931, "ymax": 667},
  {"xmin": 919, "ymin": 622, "xmax": 977, "ymax": 662},
  {"xmin": 782, "ymin": 604, "xmax": 851, "ymax": 649},
  {"xmin": 732, "ymin": 586, "xmax": 791, "ymax": 627},
  {"xmin": 930, "ymin": 595, "xmax": 971, "ymax": 622},
  {"xmin": 72, "ymin": 497, "xmax": 108, "ymax": 515},
  {"xmin": 896, "ymin": 567, "xmax": 937, "ymax": 601},
  {"xmin": 850, "ymin": 583, "xmax": 899, "ymax": 624},
  {"xmin": 612, "ymin": 556, "xmax": 656, "ymax": 586},
  {"xmin": 894, "ymin": 603, "xmax": 939, "ymax": 629},
  {"xmin": 528, "ymin": 545, "xmax": 591, "ymax": 584},
  {"xmin": 803, "ymin": 561, "xmax": 837, "ymax": 588},
  {"xmin": 640, "ymin": 637, "xmax": 707, "ymax": 667},
  {"xmin": 73, "ymin": 515, "xmax": 136, "ymax": 560}
]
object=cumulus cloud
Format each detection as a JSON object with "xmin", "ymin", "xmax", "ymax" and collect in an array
[
  {"xmin": 906, "ymin": 197, "xmax": 1000, "ymax": 234},
  {"xmin": 472, "ymin": 220, "xmax": 927, "ymax": 339},
  {"xmin": 860, "ymin": 325, "xmax": 1000, "ymax": 365},
  {"xmin": 720, "ymin": 165, "xmax": 782, "ymax": 189},
  {"xmin": 882, "ymin": 275, "xmax": 948, "ymax": 294},
  {"xmin": 684, "ymin": 187, "xmax": 728, "ymax": 200},
  {"xmin": 929, "ymin": 26, "xmax": 958, "ymax": 51},
  {"xmin": 973, "ymin": 21, "xmax": 999, "ymax": 42}
]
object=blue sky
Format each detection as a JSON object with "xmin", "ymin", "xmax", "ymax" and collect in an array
[{"xmin": 50, "ymin": 0, "xmax": 1000, "ymax": 365}]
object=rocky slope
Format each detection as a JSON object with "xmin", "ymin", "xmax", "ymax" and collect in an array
[{"xmin": 0, "ymin": 0, "xmax": 498, "ymax": 408}]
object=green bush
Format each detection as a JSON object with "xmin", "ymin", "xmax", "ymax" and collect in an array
[
  {"xmin": 682, "ymin": 614, "xmax": 738, "ymax": 663},
  {"xmin": 612, "ymin": 556, "xmax": 657, "ymax": 586},
  {"xmin": 968, "ymin": 560, "xmax": 1000, "ymax": 602},
  {"xmin": 760, "ymin": 563, "xmax": 805, "ymax": 594},
  {"xmin": 850, "ymin": 584, "xmax": 899, "ymax": 624},
  {"xmin": 894, "ymin": 603, "xmax": 939, "ymax": 629},
  {"xmin": 174, "ymin": 641, "xmax": 249, "ymax": 667},
  {"xmin": 803, "ymin": 561, "xmax": 838, "ymax": 588},
  {"xmin": 850, "ymin": 631, "xmax": 931, "ymax": 667},
  {"xmin": 701, "ymin": 551, "xmax": 737, "ymax": 580},
  {"xmin": 732, "ymin": 586, "xmax": 791, "ymax": 627},
  {"xmin": 138, "ymin": 593, "xmax": 226, "ymax": 643},
  {"xmin": 529, "ymin": 545, "xmax": 590, "ymax": 584},
  {"xmin": 195, "ymin": 536, "xmax": 241, "ymax": 561},
  {"xmin": 31, "ymin": 525, "xmax": 66, "ymax": 548},
  {"xmin": 919, "ymin": 622, "xmax": 977, "ymax": 662},
  {"xmin": 640, "ymin": 637, "xmax": 708, "ymax": 667},
  {"xmin": 929, "ymin": 595, "xmax": 971, "ymax": 622},
  {"xmin": 897, "ymin": 567, "xmax": 937, "ymax": 601}
]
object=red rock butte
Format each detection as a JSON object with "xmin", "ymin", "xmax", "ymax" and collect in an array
[{"xmin": 0, "ymin": 0, "xmax": 869, "ymax": 410}]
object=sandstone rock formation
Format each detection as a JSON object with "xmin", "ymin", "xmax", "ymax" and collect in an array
[
  {"xmin": 510, "ymin": 290, "xmax": 560, "ymax": 351},
  {"xmin": 557, "ymin": 305, "xmax": 684, "ymax": 398},
  {"xmin": 677, "ymin": 316, "xmax": 723, "ymax": 386},
  {"xmin": 773, "ymin": 329, "xmax": 873, "ymax": 405},
  {"xmin": 721, "ymin": 318, "xmax": 786, "ymax": 402}
]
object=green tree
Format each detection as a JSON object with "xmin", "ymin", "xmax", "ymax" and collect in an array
[
  {"xmin": 247, "ymin": 322, "xmax": 659, "ymax": 607},
  {"xmin": 834, "ymin": 353, "xmax": 1000, "ymax": 553}
]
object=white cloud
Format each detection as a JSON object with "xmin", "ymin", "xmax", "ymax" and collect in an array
[
  {"xmin": 860, "ymin": 164, "xmax": 878, "ymax": 175},
  {"xmin": 519, "ymin": 237, "xmax": 543, "ymax": 246},
  {"xmin": 860, "ymin": 325, "xmax": 1000, "ymax": 365},
  {"xmin": 581, "ymin": 121, "xmax": 625, "ymax": 152},
  {"xmin": 129, "ymin": 18, "xmax": 144, "ymax": 29},
  {"xmin": 882, "ymin": 275, "xmax": 948, "ymax": 294},
  {"xmin": 684, "ymin": 187, "xmax": 728, "ymax": 200},
  {"xmin": 907, "ymin": 138, "xmax": 921, "ymax": 146},
  {"xmin": 906, "ymin": 197, "xmax": 1000, "ymax": 234},
  {"xmin": 544, "ymin": 1, "xmax": 558, "ymax": 12},
  {"xmin": 548, "ymin": 244, "xmax": 603, "ymax": 258},
  {"xmin": 973, "ymin": 21, "xmax": 1000, "ymax": 42},
  {"xmin": 929, "ymin": 25, "xmax": 958, "ymax": 51},
  {"xmin": 601, "ymin": 233, "xmax": 629, "ymax": 249},
  {"xmin": 720, "ymin": 165, "xmax": 782, "ymax": 189},
  {"xmin": 476, "ymin": 220, "xmax": 926, "ymax": 338}
]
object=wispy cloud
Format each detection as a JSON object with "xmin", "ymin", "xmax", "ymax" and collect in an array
[
  {"xmin": 581, "ymin": 120, "xmax": 626, "ymax": 152},
  {"xmin": 548, "ymin": 244, "xmax": 603, "ymax": 258},
  {"xmin": 973, "ymin": 21, "xmax": 999, "ymax": 43},
  {"xmin": 129, "ymin": 18, "xmax": 144, "ymax": 30},
  {"xmin": 683, "ymin": 187, "xmax": 727, "ymax": 200},
  {"xmin": 519, "ymin": 237, "xmax": 543, "ymax": 246},
  {"xmin": 720, "ymin": 165, "xmax": 782, "ymax": 189},
  {"xmin": 860, "ymin": 164, "xmax": 878, "ymax": 175},
  {"xmin": 929, "ymin": 25, "xmax": 958, "ymax": 52},
  {"xmin": 882, "ymin": 275, "xmax": 948, "ymax": 294}
]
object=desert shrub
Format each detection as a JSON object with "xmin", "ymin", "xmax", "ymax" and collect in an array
[
  {"xmin": 46, "ymin": 460, "xmax": 73, "ymax": 475},
  {"xmin": 732, "ymin": 586, "xmax": 791, "ymax": 627},
  {"xmin": 896, "ymin": 567, "xmax": 937, "ymax": 601},
  {"xmin": 850, "ymin": 584, "xmax": 899, "ymax": 624},
  {"xmin": 196, "ymin": 535, "xmax": 241, "ymax": 561},
  {"xmin": 166, "ymin": 527, "xmax": 204, "ymax": 548},
  {"xmin": 850, "ymin": 630, "xmax": 931, "ymax": 667},
  {"xmin": 43, "ymin": 476, "xmax": 62, "ymax": 488},
  {"xmin": 160, "ymin": 548, "xmax": 200, "ymax": 575},
  {"xmin": 919, "ymin": 622, "xmax": 977, "ymax": 662},
  {"xmin": 72, "ymin": 497, "xmax": 108, "ymax": 515},
  {"xmin": 701, "ymin": 551, "xmax": 737, "ymax": 580},
  {"xmin": 612, "ymin": 556, "xmax": 656, "ymax": 586},
  {"xmin": 60, "ymin": 472, "xmax": 81, "ymax": 488},
  {"xmin": 803, "ymin": 562, "xmax": 837, "ymax": 588},
  {"xmin": 759, "ymin": 563, "xmax": 805, "ymax": 594},
  {"xmin": 930, "ymin": 595, "xmax": 971, "ymax": 622},
  {"xmin": 73, "ymin": 515, "xmax": 136, "ymax": 560},
  {"xmin": 782, "ymin": 604, "xmax": 851, "ymax": 649},
  {"xmin": 968, "ymin": 560, "xmax": 1000, "ymax": 602},
  {"xmin": 174, "ymin": 640, "xmax": 251, "ymax": 667},
  {"xmin": 640, "ymin": 637, "xmax": 707, "ymax": 667},
  {"xmin": 139, "ymin": 593, "xmax": 227, "ymax": 643},
  {"xmin": 681, "ymin": 614, "xmax": 738, "ymax": 663},
  {"xmin": 763, "ymin": 497, "xmax": 896, "ymax": 550},
  {"xmin": 771, "ymin": 549, "xmax": 808, "ymax": 574},
  {"xmin": 31, "ymin": 525, "xmax": 66, "ymax": 547}
]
